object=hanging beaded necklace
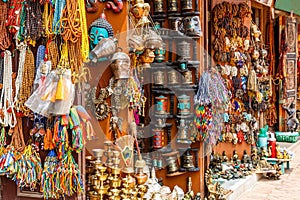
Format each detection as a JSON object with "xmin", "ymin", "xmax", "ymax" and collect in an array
[
  {"xmin": 78, "ymin": 0, "xmax": 89, "ymax": 62},
  {"xmin": 0, "ymin": 50, "xmax": 16, "ymax": 127},
  {"xmin": 52, "ymin": 0, "xmax": 66, "ymax": 35},
  {"xmin": 0, "ymin": 1, "xmax": 11, "ymax": 50},
  {"xmin": 18, "ymin": 48, "xmax": 35, "ymax": 116},
  {"xmin": 42, "ymin": 1, "xmax": 54, "ymax": 38},
  {"xmin": 14, "ymin": 42, "xmax": 27, "ymax": 113},
  {"xmin": 46, "ymin": 40, "xmax": 59, "ymax": 70}
]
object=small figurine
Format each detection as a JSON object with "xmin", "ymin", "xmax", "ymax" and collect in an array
[
  {"xmin": 242, "ymin": 150, "xmax": 251, "ymax": 164},
  {"xmin": 222, "ymin": 151, "xmax": 228, "ymax": 163},
  {"xmin": 276, "ymin": 145, "xmax": 283, "ymax": 159},
  {"xmin": 231, "ymin": 150, "xmax": 239, "ymax": 163}
]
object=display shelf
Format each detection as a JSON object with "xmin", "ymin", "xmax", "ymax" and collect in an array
[{"xmin": 166, "ymin": 171, "xmax": 187, "ymax": 177}]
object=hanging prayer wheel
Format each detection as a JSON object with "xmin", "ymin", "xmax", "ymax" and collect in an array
[
  {"xmin": 177, "ymin": 94, "xmax": 191, "ymax": 115},
  {"xmin": 155, "ymin": 95, "xmax": 168, "ymax": 114}
]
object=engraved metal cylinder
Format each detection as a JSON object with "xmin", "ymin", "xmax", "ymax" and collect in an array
[
  {"xmin": 177, "ymin": 119, "xmax": 190, "ymax": 143},
  {"xmin": 177, "ymin": 94, "xmax": 191, "ymax": 115},
  {"xmin": 167, "ymin": 70, "xmax": 179, "ymax": 84},
  {"xmin": 181, "ymin": 0, "xmax": 193, "ymax": 11},
  {"xmin": 154, "ymin": 43, "xmax": 166, "ymax": 62},
  {"xmin": 153, "ymin": 70, "xmax": 165, "ymax": 85},
  {"xmin": 182, "ymin": 70, "xmax": 193, "ymax": 84},
  {"xmin": 177, "ymin": 41, "xmax": 191, "ymax": 61},
  {"xmin": 166, "ymin": 157, "xmax": 178, "ymax": 173},
  {"xmin": 168, "ymin": 17, "xmax": 182, "ymax": 31},
  {"xmin": 152, "ymin": 128, "xmax": 164, "ymax": 149},
  {"xmin": 154, "ymin": 0, "xmax": 164, "ymax": 13},
  {"xmin": 183, "ymin": 151, "xmax": 194, "ymax": 169},
  {"xmin": 155, "ymin": 95, "xmax": 168, "ymax": 114},
  {"xmin": 168, "ymin": 0, "xmax": 178, "ymax": 12}
]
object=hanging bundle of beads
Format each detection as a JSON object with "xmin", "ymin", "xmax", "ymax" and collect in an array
[{"xmin": 0, "ymin": 1, "xmax": 11, "ymax": 50}]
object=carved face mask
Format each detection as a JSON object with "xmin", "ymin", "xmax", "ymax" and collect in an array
[
  {"xmin": 243, "ymin": 39, "xmax": 250, "ymax": 51},
  {"xmin": 183, "ymin": 16, "xmax": 202, "ymax": 37}
]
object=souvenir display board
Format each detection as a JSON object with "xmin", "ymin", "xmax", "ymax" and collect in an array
[{"xmin": 208, "ymin": 0, "xmax": 277, "ymax": 185}]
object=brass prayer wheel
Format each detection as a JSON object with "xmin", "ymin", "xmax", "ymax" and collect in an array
[
  {"xmin": 181, "ymin": 0, "xmax": 193, "ymax": 11},
  {"xmin": 168, "ymin": 0, "xmax": 179, "ymax": 12},
  {"xmin": 177, "ymin": 94, "xmax": 191, "ymax": 115},
  {"xmin": 177, "ymin": 40, "xmax": 191, "ymax": 61},
  {"xmin": 166, "ymin": 157, "xmax": 178, "ymax": 173},
  {"xmin": 182, "ymin": 150, "xmax": 195, "ymax": 169},
  {"xmin": 167, "ymin": 70, "xmax": 179, "ymax": 85},
  {"xmin": 152, "ymin": 127, "xmax": 164, "ymax": 149},
  {"xmin": 182, "ymin": 70, "xmax": 193, "ymax": 84},
  {"xmin": 154, "ymin": 0, "xmax": 164, "ymax": 13},
  {"xmin": 153, "ymin": 70, "xmax": 165, "ymax": 85},
  {"xmin": 155, "ymin": 95, "xmax": 168, "ymax": 114}
]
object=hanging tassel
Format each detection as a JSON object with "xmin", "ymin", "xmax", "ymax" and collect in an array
[
  {"xmin": 75, "ymin": 105, "xmax": 95, "ymax": 140},
  {"xmin": 56, "ymin": 74, "xmax": 65, "ymax": 100}
]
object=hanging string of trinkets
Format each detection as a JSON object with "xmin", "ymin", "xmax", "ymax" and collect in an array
[{"xmin": 194, "ymin": 69, "xmax": 229, "ymax": 144}]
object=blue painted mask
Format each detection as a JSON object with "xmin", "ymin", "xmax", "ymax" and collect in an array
[{"xmin": 90, "ymin": 27, "xmax": 109, "ymax": 50}]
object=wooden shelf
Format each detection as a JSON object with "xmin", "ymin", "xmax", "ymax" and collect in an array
[{"xmin": 166, "ymin": 171, "xmax": 187, "ymax": 177}]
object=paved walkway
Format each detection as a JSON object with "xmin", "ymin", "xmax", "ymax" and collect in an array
[{"xmin": 236, "ymin": 141, "xmax": 300, "ymax": 200}]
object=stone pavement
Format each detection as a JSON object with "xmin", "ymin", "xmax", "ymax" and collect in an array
[{"xmin": 236, "ymin": 140, "xmax": 300, "ymax": 200}]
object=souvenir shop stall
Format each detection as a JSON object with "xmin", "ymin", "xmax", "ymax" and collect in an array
[
  {"xmin": 0, "ymin": 0, "xmax": 213, "ymax": 199},
  {"xmin": 206, "ymin": 0, "xmax": 298, "ymax": 197}
]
